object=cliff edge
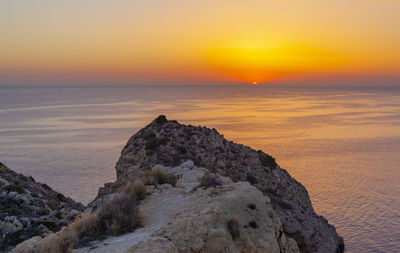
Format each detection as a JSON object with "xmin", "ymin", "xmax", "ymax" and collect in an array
[
  {"xmin": 75, "ymin": 161, "xmax": 300, "ymax": 253},
  {"xmin": 96, "ymin": 115, "xmax": 344, "ymax": 253}
]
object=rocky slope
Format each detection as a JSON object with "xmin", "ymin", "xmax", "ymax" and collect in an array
[
  {"xmin": 96, "ymin": 115, "xmax": 344, "ymax": 253},
  {"xmin": 74, "ymin": 161, "xmax": 299, "ymax": 253},
  {"xmin": 0, "ymin": 163, "xmax": 84, "ymax": 251}
]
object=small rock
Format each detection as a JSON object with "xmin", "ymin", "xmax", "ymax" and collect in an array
[{"xmin": 179, "ymin": 160, "xmax": 194, "ymax": 169}]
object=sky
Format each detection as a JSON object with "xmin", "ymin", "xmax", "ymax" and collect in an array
[{"xmin": 1, "ymin": 0, "xmax": 399, "ymax": 86}]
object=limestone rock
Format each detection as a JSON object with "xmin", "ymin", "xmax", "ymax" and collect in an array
[
  {"xmin": 78, "ymin": 163, "xmax": 300, "ymax": 253},
  {"xmin": 95, "ymin": 115, "xmax": 344, "ymax": 253},
  {"xmin": 0, "ymin": 163, "xmax": 84, "ymax": 251}
]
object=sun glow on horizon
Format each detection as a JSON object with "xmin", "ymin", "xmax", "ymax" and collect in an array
[{"xmin": 0, "ymin": 0, "xmax": 399, "ymax": 85}]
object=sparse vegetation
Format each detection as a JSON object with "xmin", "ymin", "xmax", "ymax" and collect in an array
[
  {"xmin": 227, "ymin": 217, "xmax": 241, "ymax": 240},
  {"xmin": 264, "ymin": 188, "xmax": 278, "ymax": 197},
  {"xmin": 246, "ymin": 174, "xmax": 258, "ymax": 185},
  {"xmin": 158, "ymin": 137, "xmax": 168, "ymax": 145},
  {"xmin": 27, "ymin": 168, "xmax": 180, "ymax": 251},
  {"xmin": 195, "ymin": 171, "xmax": 221, "ymax": 190},
  {"xmin": 95, "ymin": 192, "xmax": 142, "ymax": 236},
  {"xmin": 142, "ymin": 168, "xmax": 178, "ymax": 186},
  {"xmin": 142, "ymin": 130, "xmax": 161, "ymax": 150},
  {"xmin": 257, "ymin": 151, "xmax": 277, "ymax": 169},
  {"xmin": 57, "ymin": 193, "xmax": 66, "ymax": 202},
  {"xmin": 145, "ymin": 138, "xmax": 159, "ymax": 150},
  {"xmin": 55, "ymin": 210, "xmax": 63, "ymax": 219},
  {"xmin": 142, "ymin": 130, "xmax": 156, "ymax": 140},
  {"xmin": 42, "ymin": 183, "xmax": 51, "ymax": 190},
  {"xmin": 155, "ymin": 115, "xmax": 168, "ymax": 124},
  {"xmin": 36, "ymin": 220, "xmax": 57, "ymax": 231},
  {"xmin": 125, "ymin": 179, "xmax": 147, "ymax": 200},
  {"xmin": 177, "ymin": 146, "xmax": 187, "ymax": 154},
  {"xmin": 3, "ymin": 184, "xmax": 26, "ymax": 194},
  {"xmin": 143, "ymin": 130, "xmax": 169, "ymax": 150},
  {"xmin": 33, "ymin": 186, "xmax": 144, "ymax": 252}
]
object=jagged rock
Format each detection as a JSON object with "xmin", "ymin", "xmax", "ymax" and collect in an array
[
  {"xmin": 77, "ymin": 162, "xmax": 300, "ymax": 253},
  {"xmin": 0, "ymin": 163, "xmax": 84, "ymax": 251},
  {"xmin": 96, "ymin": 115, "xmax": 344, "ymax": 253}
]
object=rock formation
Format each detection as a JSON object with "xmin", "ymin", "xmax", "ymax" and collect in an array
[
  {"xmin": 75, "ymin": 161, "xmax": 299, "ymax": 253},
  {"xmin": 96, "ymin": 115, "xmax": 344, "ymax": 253},
  {"xmin": 0, "ymin": 163, "xmax": 84, "ymax": 251}
]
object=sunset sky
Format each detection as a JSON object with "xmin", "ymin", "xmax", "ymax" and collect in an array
[{"xmin": 1, "ymin": 0, "xmax": 399, "ymax": 85}]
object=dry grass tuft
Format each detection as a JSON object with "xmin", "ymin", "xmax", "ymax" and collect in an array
[
  {"xmin": 142, "ymin": 168, "xmax": 178, "ymax": 186},
  {"xmin": 195, "ymin": 171, "xmax": 221, "ymax": 190},
  {"xmin": 227, "ymin": 217, "xmax": 241, "ymax": 241},
  {"xmin": 32, "ymin": 187, "xmax": 143, "ymax": 252},
  {"xmin": 125, "ymin": 179, "xmax": 147, "ymax": 200}
]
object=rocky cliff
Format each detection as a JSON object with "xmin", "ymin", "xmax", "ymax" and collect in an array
[
  {"xmin": 0, "ymin": 163, "xmax": 84, "ymax": 251},
  {"xmin": 96, "ymin": 115, "xmax": 344, "ymax": 253},
  {"xmin": 73, "ymin": 161, "xmax": 300, "ymax": 253}
]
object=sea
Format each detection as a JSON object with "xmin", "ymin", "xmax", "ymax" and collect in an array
[{"xmin": 0, "ymin": 85, "xmax": 399, "ymax": 252}]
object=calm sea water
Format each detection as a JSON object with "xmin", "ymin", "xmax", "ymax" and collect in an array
[{"xmin": 0, "ymin": 85, "xmax": 399, "ymax": 252}]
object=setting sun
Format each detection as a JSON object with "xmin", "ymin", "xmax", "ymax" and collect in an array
[
  {"xmin": 252, "ymin": 81, "xmax": 258, "ymax": 85},
  {"xmin": 1, "ymin": 0, "xmax": 399, "ymax": 85}
]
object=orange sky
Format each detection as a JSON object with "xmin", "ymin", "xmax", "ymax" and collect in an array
[{"xmin": 1, "ymin": 0, "xmax": 399, "ymax": 85}]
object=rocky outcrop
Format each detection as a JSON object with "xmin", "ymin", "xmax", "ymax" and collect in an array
[
  {"xmin": 0, "ymin": 163, "xmax": 84, "ymax": 251},
  {"xmin": 76, "ymin": 161, "xmax": 299, "ymax": 253},
  {"xmin": 96, "ymin": 115, "xmax": 344, "ymax": 253}
]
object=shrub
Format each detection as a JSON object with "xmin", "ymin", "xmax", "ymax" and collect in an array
[
  {"xmin": 71, "ymin": 213, "xmax": 98, "ymax": 242},
  {"xmin": 264, "ymin": 188, "xmax": 278, "ymax": 197},
  {"xmin": 75, "ymin": 191, "xmax": 143, "ymax": 244},
  {"xmin": 227, "ymin": 217, "xmax": 241, "ymax": 240},
  {"xmin": 257, "ymin": 151, "xmax": 277, "ymax": 169},
  {"xmin": 37, "ymin": 220, "xmax": 57, "ymax": 231},
  {"xmin": 42, "ymin": 183, "xmax": 51, "ymax": 190},
  {"xmin": 55, "ymin": 210, "xmax": 63, "ymax": 219},
  {"xmin": 177, "ymin": 146, "xmax": 187, "ymax": 154},
  {"xmin": 33, "ymin": 189, "xmax": 144, "ymax": 251},
  {"xmin": 158, "ymin": 137, "xmax": 168, "ymax": 145},
  {"xmin": 145, "ymin": 138, "xmax": 159, "ymax": 150},
  {"xmin": 3, "ymin": 184, "xmax": 26, "ymax": 194},
  {"xmin": 57, "ymin": 232, "xmax": 76, "ymax": 253},
  {"xmin": 35, "ymin": 225, "xmax": 78, "ymax": 253},
  {"xmin": 31, "ymin": 181, "xmax": 148, "ymax": 250},
  {"xmin": 142, "ymin": 168, "xmax": 178, "ymax": 186},
  {"xmin": 125, "ymin": 179, "xmax": 147, "ymax": 200},
  {"xmin": 195, "ymin": 171, "xmax": 221, "ymax": 190},
  {"xmin": 155, "ymin": 115, "xmax": 168, "ymax": 124},
  {"xmin": 142, "ymin": 130, "xmax": 156, "ymax": 140},
  {"xmin": 57, "ymin": 193, "xmax": 66, "ymax": 202},
  {"xmin": 246, "ymin": 174, "xmax": 258, "ymax": 185},
  {"xmin": 96, "ymin": 193, "xmax": 142, "ymax": 236}
]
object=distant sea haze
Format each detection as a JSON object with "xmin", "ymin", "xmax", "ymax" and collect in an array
[{"xmin": 0, "ymin": 85, "xmax": 399, "ymax": 252}]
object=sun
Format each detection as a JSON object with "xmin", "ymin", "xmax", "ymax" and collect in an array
[{"xmin": 252, "ymin": 81, "xmax": 258, "ymax": 85}]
